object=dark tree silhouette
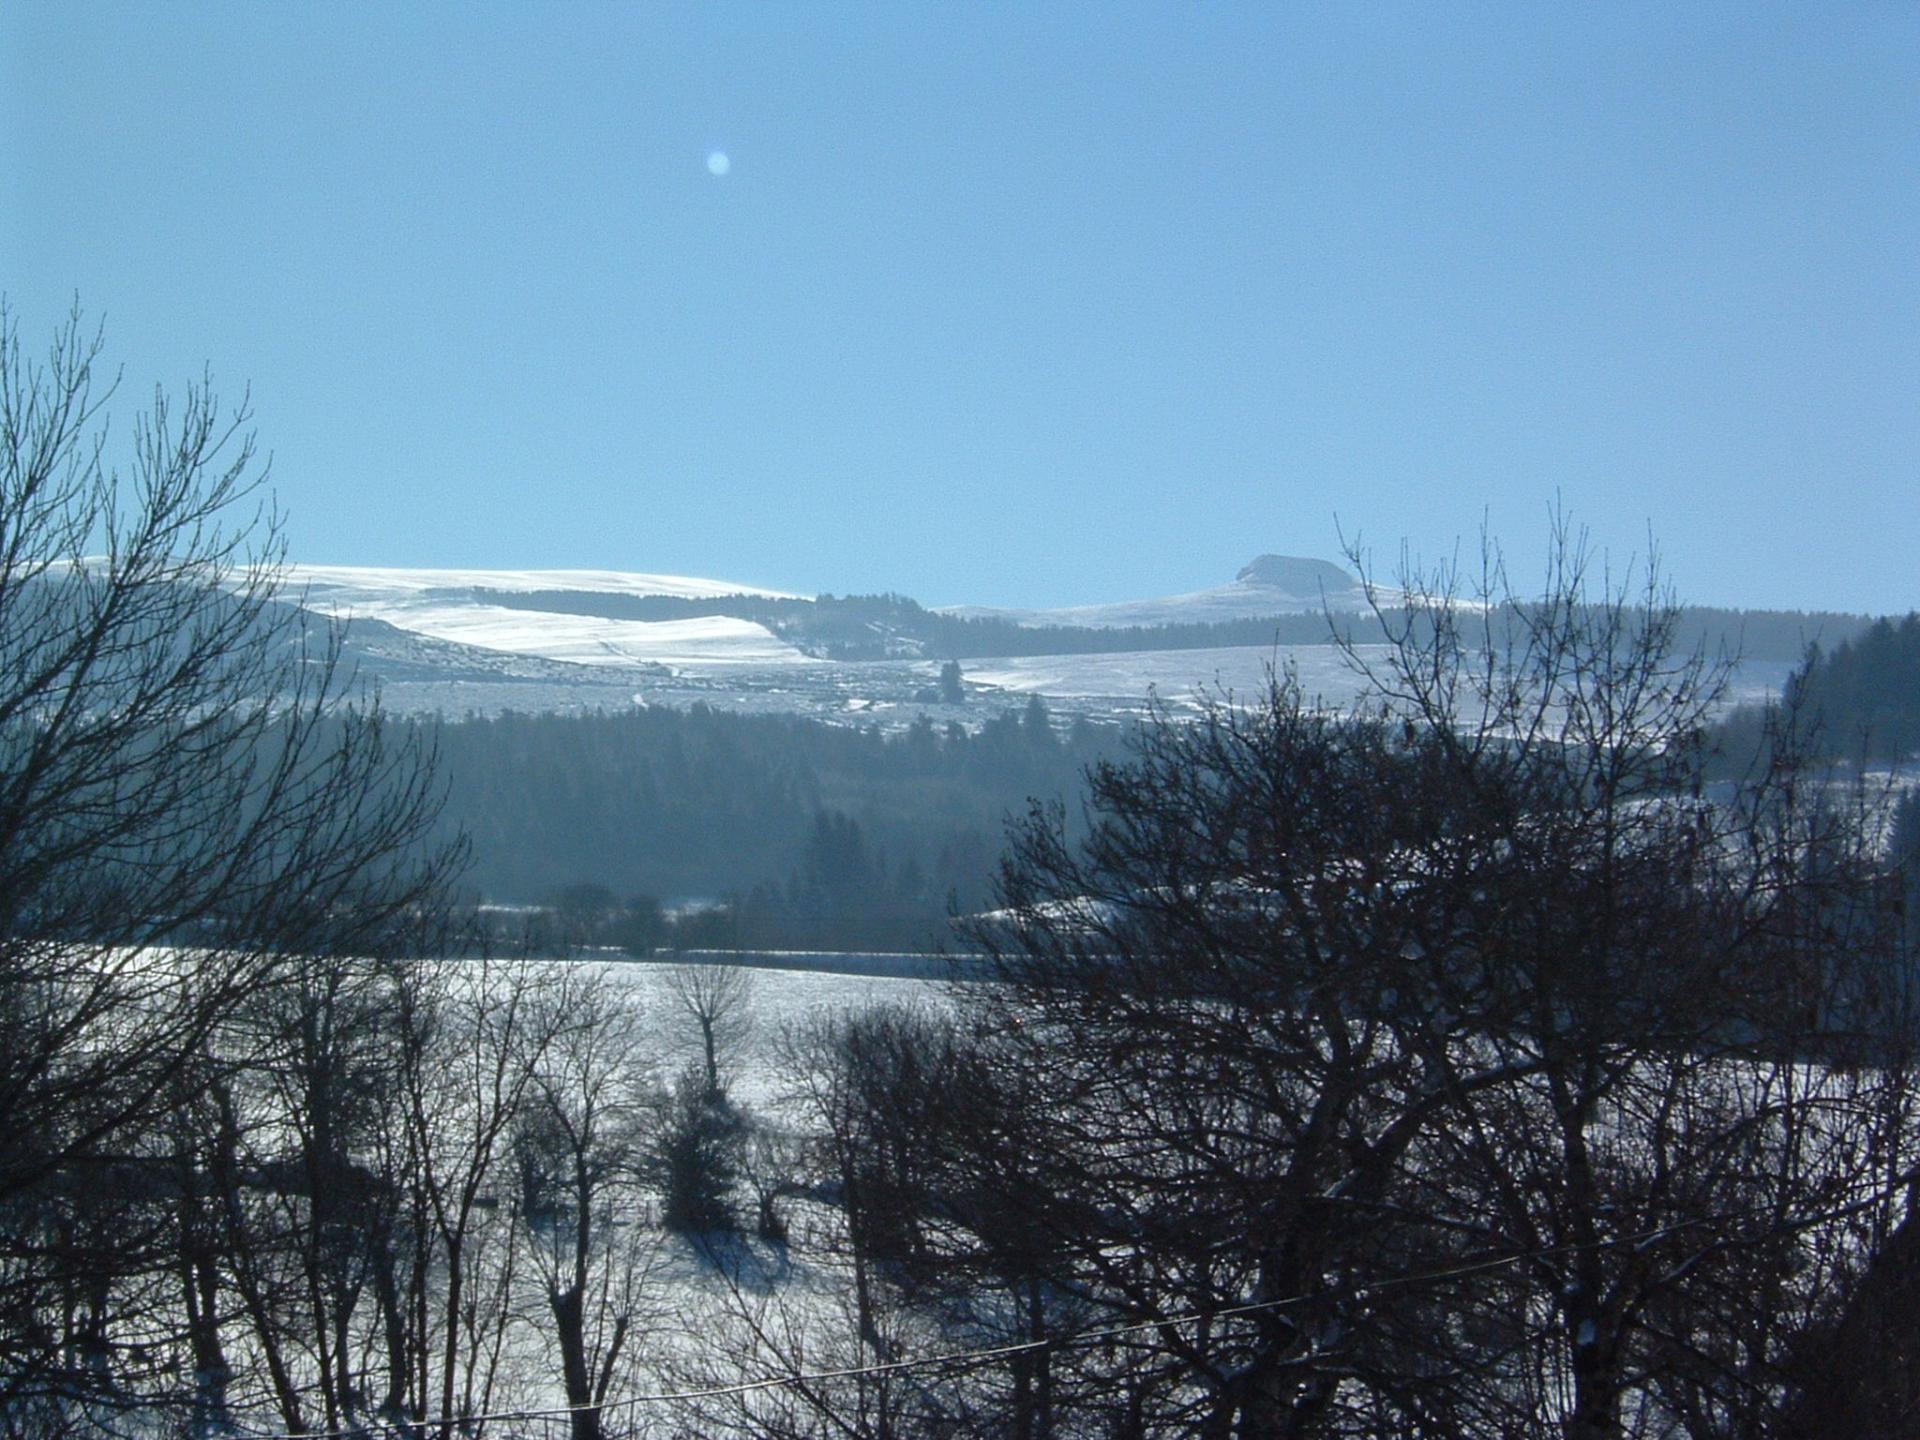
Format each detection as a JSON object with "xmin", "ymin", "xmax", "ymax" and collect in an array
[
  {"xmin": 665, "ymin": 962, "xmax": 756, "ymax": 1096},
  {"xmin": 0, "ymin": 304, "xmax": 462, "ymax": 1421},
  {"xmin": 807, "ymin": 523, "xmax": 1919, "ymax": 1440}
]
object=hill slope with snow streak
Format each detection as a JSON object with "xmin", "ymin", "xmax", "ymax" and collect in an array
[{"xmin": 288, "ymin": 566, "xmax": 812, "ymax": 669}]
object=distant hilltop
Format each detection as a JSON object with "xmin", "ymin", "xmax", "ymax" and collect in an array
[
  {"xmin": 939, "ymin": 554, "xmax": 1374, "ymax": 631},
  {"xmin": 1236, "ymin": 555, "xmax": 1360, "ymax": 597}
]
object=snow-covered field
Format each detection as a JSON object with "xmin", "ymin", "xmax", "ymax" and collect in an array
[
  {"xmin": 290, "ymin": 565, "xmax": 816, "ymax": 670},
  {"xmin": 584, "ymin": 957, "xmax": 941, "ymax": 1107},
  {"xmin": 964, "ymin": 646, "xmax": 1794, "ymax": 719},
  {"xmin": 963, "ymin": 643, "xmax": 1398, "ymax": 712},
  {"xmin": 48, "ymin": 949, "xmax": 1906, "ymax": 1438},
  {"xmin": 357, "ymin": 603, "xmax": 813, "ymax": 670}
]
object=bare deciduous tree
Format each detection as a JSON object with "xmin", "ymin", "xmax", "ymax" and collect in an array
[
  {"xmin": 1340, "ymin": 525, "xmax": 1920, "ymax": 1440},
  {"xmin": 805, "ymin": 522, "xmax": 1920, "ymax": 1440},
  {"xmin": 514, "ymin": 968, "xmax": 662, "ymax": 1440},
  {"xmin": 0, "ymin": 302, "xmax": 463, "ymax": 1421},
  {"xmin": 665, "ymin": 961, "xmax": 756, "ymax": 1096}
]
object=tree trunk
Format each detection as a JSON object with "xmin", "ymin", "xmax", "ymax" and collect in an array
[
  {"xmin": 551, "ymin": 1284, "xmax": 602, "ymax": 1440},
  {"xmin": 182, "ymin": 1250, "xmax": 230, "ymax": 1435},
  {"xmin": 370, "ymin": 1215, "xmax": 410, "ymax": 1418},
  {"xmin": 212, "ymin": 1087, "xmax": 307, "ymax": 1435},
  {"xmin": 438, "ymin": 1233, "xmax": 463, "ymax": 1435},
  {"xmin": 1563, "ymin": 1321, "xmax": 1623, "ymax": 1440}
]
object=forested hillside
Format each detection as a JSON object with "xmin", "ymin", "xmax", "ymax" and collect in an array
[
  {"xmin": 431, "ymin": 603, "xmax": 1894, "ymax": 937},
  {"xmin": 1714, "ymin": 611, "xmax": 1920, "ymax": 766},
  {"xmin": 428, "ymin": 699, "xmax": 1120, "ymax": 945},
  {"xmin": 1786, "ymin": 612, "xmax": 1920, "ymax": 760}
]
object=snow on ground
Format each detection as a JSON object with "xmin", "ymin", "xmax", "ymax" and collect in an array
[
  {"xmin": 360, "ymin": 602, "xmax": 814, "ymax": 670},
  {"xmin": 272, "ymin": 564, "xmax": 1800, "ymax": 716},
  {"xmin": 966, "ymin": 647, "xmax": 1795, "ymax": 719},
  {"xmin": 285, "ymin": 566, "xmax": 815, "ymax": 669},
  {"xmin": 1723, "ymin": 659, "xmax": 1796, "ymax": 708},
  {"xmin": 963, "ymin": 644, "xmax": 1397, "ymax": 710},
  {"xmin": 593, "ymin": 958, "xmax": 942, "ymax": 1107}
]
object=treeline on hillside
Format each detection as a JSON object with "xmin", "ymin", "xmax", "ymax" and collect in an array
[
  {"xmin": 464, "ymin": 586, "xmax": 1871, "ymax": 663},
  {"xmin": 1714, "ymin": 611, "xmax": 1920, "ymax": 766},
  {"xmin": 428, "ymin": 697, "xmax": 1119, "ymax": 949},
  {"xmin": 464, "ymin": 587, "xmax": 1381, "ymax": 658},
  {"xmin": 1663, "ymin": 602, "xmax": 1872, "ymax": 664},
  {"xmin": 1785, "ymin": 612, "xmax": 1920, "ymax": 759}
]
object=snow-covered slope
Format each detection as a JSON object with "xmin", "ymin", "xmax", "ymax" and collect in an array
[
  {"xmin": 963, "ymin": 644, "xmax": 1392, "ymax": 707},
  {"xmin": 287, "ymin": 565, "xmax": 813, "ymax": 669},
  {"xmin": 253, "ymin": 556, "xmax": 1432, "ymax": 712},
  {"xmin": 286, "ymin": 558, "xmax": 1378, "ymax": 668}
]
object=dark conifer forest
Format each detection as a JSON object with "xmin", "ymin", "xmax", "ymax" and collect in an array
[
  {"xmin": 427, "ymin": 699, "xmax": 1121, "ymax": 947},
  {"xmin": 1785, "ymin": 612, "xmax": 1920, "ymax": 760},
  {"xmin": 1712, "ymin": 611, "xmax": 1920, "ymax": 768}
]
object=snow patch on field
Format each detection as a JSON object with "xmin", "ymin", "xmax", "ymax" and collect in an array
[
  {"xmin": 572, "ymin": 958, "xmax": 942, "ymax": 1108},
  {"xmin": 964, "ymin": 644, "xmax": 1394, "ymax": 709},
  {"xmin": 285, "ymin": 566, "xmax": 814, "ymax": 668},
  {"xmin": 365, "ymin": 603, "xmax": 812, "ymax": 669},
  {"xmin": 965, "ymin": 646, "xmax": 1793, "ymax": 719}
]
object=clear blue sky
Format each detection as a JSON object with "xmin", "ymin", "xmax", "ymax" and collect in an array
[{"xmin": 5, "ymin": 3, "xmax": 1917, "ymax": 613}]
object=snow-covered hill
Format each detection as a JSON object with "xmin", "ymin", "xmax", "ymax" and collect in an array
[
  {"xmin": 283, "ymin": 559, "xmax": 1394, "ymax": 722},
  {"xmin": 290, "ymin": 557, "xmax": 1385, "ymax": 675},
  {"xmin": 290, "ymin": 565, "xmax": 813, "ymax": 670},
  {"xmin": 940, "ymin": 554, "xmax": 1380, "ymax": 629},
  {"xmin": 284, "ymin": 559, "xmax": 1786, "ymax": 727}
]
